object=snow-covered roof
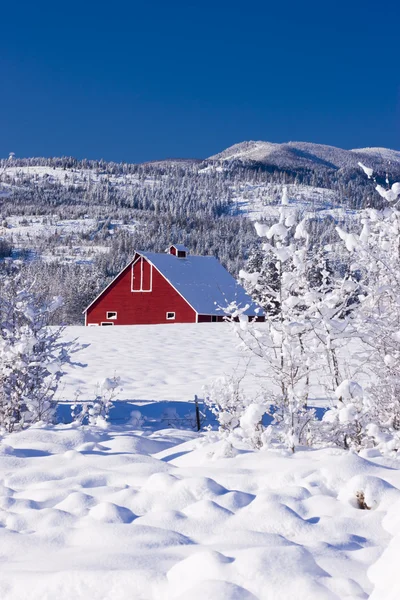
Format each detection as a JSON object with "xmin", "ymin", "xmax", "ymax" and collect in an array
[{"xmin": 139, "ymin": 251, "xmax": 263, "ymax": 316}]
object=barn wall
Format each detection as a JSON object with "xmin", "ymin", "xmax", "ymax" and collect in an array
[
  {"xmin": 197, "ymin": 315, "xmax": 265, "ymax": 323},
  {"xmin": 197, "ymin": 315, "xmax": 226, "ymax": 322},
  {"xmin": 86, "ymin": 256, "xmax": 197, "ymax": 325}
]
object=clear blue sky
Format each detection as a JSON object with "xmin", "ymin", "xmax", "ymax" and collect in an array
[{"xmin": 1, "ymin": 0, "xmax": 399, "ymax": 162}]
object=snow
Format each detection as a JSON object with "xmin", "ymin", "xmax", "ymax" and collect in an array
[
  {"xmin": 358, "ymin": 162, "xmax": 374, "ymax": 178},
  {"xmin": 59, "ymin": 324, "xmax": 268, "ymax": 402},
  {"xmin": 0, "ymin": 423, "xmax": 399, "ymax": 599},
  {"xmin": 352, "ymin": 147, "xmax": 400, "ymax": 163},
  {"xmin": 210, "ymin": 140, "xmax": 400, "ymax": 171},
  {"xmin": 139, "ymin": 251, "xmax": 263, "ymax": 316},
  {"xmin": 229, "ymin": 181, "xmax": 357, "ymax": 224},
  {"xmin": 335, "ymin": 226, "xmax": 360, "ymax": 251},
  {"xmin": 254, "ymin": 221, "xmax": 270, "ymax": 237},
  {"xmin": 58, "ymin": 324, "xmax": 372, "ymax": 408},
  {"xmin": 0, "ymin": 320, "xmax": 398, "ymax": 598},
  {"xmin": 266, "ymin": 222, "xmax": 288, "ymax": 240},
  {"xmin": 0, "ymin": 215, "xmax": 114, "ymax": 264},
  {"xmin": 375, "ymin": 183, "xmax": 400, "ymax": 203}
]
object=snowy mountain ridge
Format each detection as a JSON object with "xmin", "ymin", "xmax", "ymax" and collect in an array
[{"xmin": 209, "ymin": 140, "xmax": 400, "ymax": 171}]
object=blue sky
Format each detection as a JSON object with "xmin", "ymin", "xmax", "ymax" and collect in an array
[{"xmin": 1, "ymin": 0, "xmax": 399, "ymax": 162}]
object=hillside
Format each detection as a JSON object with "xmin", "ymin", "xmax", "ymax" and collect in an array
[
  {"xmin": 209, "ymin": 140, "xmax": 400, "ymax": 172},
  {"xmin": 0, "ymin": 140, "xmax": 399, "ymax": 324}
]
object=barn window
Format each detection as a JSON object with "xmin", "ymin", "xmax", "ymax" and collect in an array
[
  {"xmin": 106, "ymin": 311, "xmax": 117, "ymax": 320},
  {"xmin": 88, "ymin": 323, "xmax": 99, "ymax": 327},
  {"xmin": 101, "ymin": 322, "xmax": 114, "ymax": 326},
  {"xmin": 166, "ymin": 312, "xmax": 176, "ymax": 320},
  {"xmin": 211, "ymin": 316, "xmax": 217, "ymax": 322}
]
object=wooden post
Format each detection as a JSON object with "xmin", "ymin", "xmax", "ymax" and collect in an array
[{"xmin": 194, "ymin": 394, "xmax": 201, "ymax": 432}]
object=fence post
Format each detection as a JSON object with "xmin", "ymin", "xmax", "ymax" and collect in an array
[{"xmin": 194, "ymin": 394, "xmax": 201, "ymax": 432}]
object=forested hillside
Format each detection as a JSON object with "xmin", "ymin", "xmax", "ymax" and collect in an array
[{"xmin": 1, "ymin": 142, "xmax": 399, "ymax": 324}]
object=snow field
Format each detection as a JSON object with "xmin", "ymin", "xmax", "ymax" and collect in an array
[
  {"xmin": 59, "ymin": 324, "xmax": 269, "ymax": 402},
  {"xmin": 230, "ymin": 181, "xmax": 345, "ymax": 221},
  {"xmin": 59, "ymin": 324, "xmax": 369, "ymax": 408},
  {"xmin": 0, "ymin": 323, "xmax": 398, "ymax": 598},
  {"xmin": 0, "ymin": 424, "xmax": 399, "ymax": 599}
]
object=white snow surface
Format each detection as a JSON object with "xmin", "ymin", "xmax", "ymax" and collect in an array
[
  {"xmin": 209, "ymin": 140, "xmax": 400, "ymax": 171},
  {"xmin": 0, "ymin": 423, "xmax": 399, "ymax": 599},
  {"xmin": 59, "ymin": 324, "xmax": 368, "ymax": 405},
  {"xmin": 60, "ymin": 324, "xmax": 269, "ymax": 402},
  {"xmin": 0, "ymin": 323, "xmax": 397, "ymax": 598}
]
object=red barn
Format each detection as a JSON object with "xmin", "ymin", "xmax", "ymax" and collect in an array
[{"xmin": 84, "ymin": 244, "xmax": 264, "ymax": 326}]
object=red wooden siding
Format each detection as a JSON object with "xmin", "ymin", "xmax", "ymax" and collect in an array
[
  {"xmin": 132, "ymin": 256, "xmax": 152, "ymax": 291},
  {"xmin": 86, "ymin": 255, "xmax": 197, "ymax": 325},
  {"xmin": 132, "ymin": 258, "xmax": 141, "ymax": 291},
  {"xmin": 141, "ymin": 258, "xmax": 152, "ymax": 290}
]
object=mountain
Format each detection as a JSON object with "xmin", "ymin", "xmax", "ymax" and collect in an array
[{"xmin": 208, "ymin": 140, "xmax": 400, "ymax": 172}]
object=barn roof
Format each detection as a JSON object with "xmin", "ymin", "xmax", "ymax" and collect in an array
[{"xmin": 139, "ymin": 251, "xmax": 263, "ymax": 316}]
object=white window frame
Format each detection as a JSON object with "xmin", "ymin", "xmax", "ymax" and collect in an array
[
  {"xmin": 106, "ymin": 311, "xmax": 118, "ymax": 320},
  {"xmin": 166, "ymin": 312, "xmax": 176, "ymax": 320},
  {"xmin": 131, "ymin": 257, "xmax": 153, "ymax": 292},
  {"xmin": 101, "ymin": 322, "xmax": 114, "ymax": 326}
]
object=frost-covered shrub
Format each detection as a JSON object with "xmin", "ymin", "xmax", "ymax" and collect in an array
[
  {"xmin": 237, "ymin": 402, "xmax": 267, "ymax": 449},
  {"xmin": 320, "ymin": 380, "xmax": 371, "ymax": 450},
  {"xmin": 0, "ymin": 266, "xmax": 81, "ymax": 432},
  {"xmin": 204, "ymin": 376, "xmax": 268, "ymax": 449},
  {"xmin": 204, "ymin": 376, "xmax": 253, "ymax": 434},
  {"xmin": 71, "ymin": 376, "xmax": 121, "ymax": 427},
  {"xmin": 333, "ymin": 167, "xmax": 400, "ymax": 449},
  {"xmin": 129, "ymin": 409, "xmax": 144, "ymax": 428},
  {"xmin": 160, "ymin": 407, "xmax": 181, "ymax": 427}
]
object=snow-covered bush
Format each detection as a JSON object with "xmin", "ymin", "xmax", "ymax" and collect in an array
[
  {"xmin": 204, "ymin": 375, "xmax": 271, "ymax": 449},
  {"xmin": 234, "ymin": 180, "xmax": 400, "ymax": 453},
  {"xmin": 71, "ymin": 376, "xmax": 121, "ymax": 427},
  {"xmin": 160, "ymin": 407, "xmax": 181, "ymax": 427},
  {"xmin": 237, "ymin": 402, "xmax": 267, "ymax": 449},
  {"xmin": 330, "ymin": 167, "xmax": 400, "ymax": 449},
  {"xmin": 129, "ymin": 409, "xmax": 144, "ymax": 428},
  {"xmin": 204, "ymin": 375, "xmax": 253, "ymax": 435},
  {"xmin": 233, "ymin": 190, "xmax": 321, "ymax": 451},
  {"xmin": 0, "ymin": 265, "xmax": 81, "ymax": 432},
  {"xmin": 320, "ymin": 380, "xmax": 371, "ymax": 450}
]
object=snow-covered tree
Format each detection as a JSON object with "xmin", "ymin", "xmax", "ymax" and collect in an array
[
  {"xmin": 0, "ymin": 264, "xmax": 81, "ymax": 432},
  {"xmin": 332, "ymin": 169, "xmax": 400, "ymax": 449},
  {"xmin": 234, "ymin": 191, "xmax": 321, "ymax": 451}
]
